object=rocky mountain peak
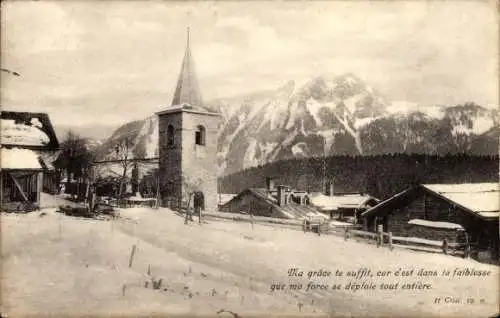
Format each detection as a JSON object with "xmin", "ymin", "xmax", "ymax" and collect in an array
[{"xmin": 95, "ymin": 74, "xmax": 499, "ymax": 177}]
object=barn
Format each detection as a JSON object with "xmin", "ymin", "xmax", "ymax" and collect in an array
[
  {"xmin": 1, "ymin": 111, "xmax": 60, "ymax": 211},
  {"xmin": 361, "ymin": 183, "xmax": 499, "ymax": 261},
  {"xmin": 219, "ymin": 181, "xmax": 325, "ymax": 220}
]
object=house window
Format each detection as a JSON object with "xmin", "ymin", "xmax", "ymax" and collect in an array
[
  {"xmin": 195, "ymin": 125, "xmax": 206, "ymax": 146},
  {"xmin": 167, "ymin": 125, "xmax": 174, "ymax": 146}
]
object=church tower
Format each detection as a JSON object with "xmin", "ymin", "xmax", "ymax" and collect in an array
[{"xmin": 156, "ymin": 29, "xmax": 222, "ymax": 212}]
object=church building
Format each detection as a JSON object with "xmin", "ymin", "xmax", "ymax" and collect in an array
[{"xmin": 156, "ymin": 29, "xmax": 222, "ymax": 213}]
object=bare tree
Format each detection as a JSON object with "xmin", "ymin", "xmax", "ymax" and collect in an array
[
  {"xmin": 55, "ymin": 130, "xmax": 95, "ymax": 201},
  {"xmin": 114, "ymin": 138, "xmax": 132, "ymax": 205}
]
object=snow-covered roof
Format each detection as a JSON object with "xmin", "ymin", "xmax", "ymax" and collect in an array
[
  {"xmin": 422, "ymin": 183, "xmax": 498, "ymax": 217},
  {"xmin": 363, "ymin": 183, "xmax": 499, "ymax": 220},
  {"xmin": 218, "ymin": 193, "xmax": 237, "ymax": 205},
  {"xmin": 423, "ymin": 183, "xmax": 498, "ymax": 194},
  {"xmin": 0, "ymin": 111, "xmax": 59, "ymax": 150},
  {"xmin": 222, "ymin": 188, "xmax": 324, "ymax": 220},
  {"xmin": 329, "ymin": 220, "xmax": 355, "ymax": 227},
  {"xmin": 1, "ymin": 119, "xmax": 50, "ymax": 146},
  {"xmin": 408, "ymin": 219, "xmax": 464, "ymax": 230},
  {"xmin": 0, "ymin": 147, "xmax": 42, "ymax": 170},
  {"xmin": 310, "ymin": 193, "xmax": 378, "ymax": 211}
]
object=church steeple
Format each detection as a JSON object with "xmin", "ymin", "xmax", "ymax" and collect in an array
[{"xmin": 171, "ymin": 27, "xmax": 203, "ymax": 107}]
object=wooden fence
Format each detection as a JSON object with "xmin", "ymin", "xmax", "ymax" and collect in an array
[
  {"xmin": 338, "ymin": 224, "xmax": 470, "ymax": 258},
  {"xmin": 204, "ymin": 211, "xmax": 304, "ymax": 228},
  {"xmin": 201, "ymin": 212, "xmax": 472, "ymax": 259}
]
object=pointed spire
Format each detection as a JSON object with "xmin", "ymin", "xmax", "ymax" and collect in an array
[{"xmin": 171, "ymin": 27, "xmax": 203, "ymax": 107}]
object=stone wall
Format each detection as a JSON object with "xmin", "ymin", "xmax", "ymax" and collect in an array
[
  {"xmin": 157, "ymin": 110, "xmax": 221, "ymax": 212},
  {"xmin": 180, "ymin": 111, "xmax": 221, "ymax": 213},
  {"xmin": 158, "ymin": 112, "xmax": 183, "ymax": 207}
]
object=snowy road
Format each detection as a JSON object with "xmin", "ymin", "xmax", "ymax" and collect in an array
[{"xmin": 1, "ymin": 207, "xmax": 498, "ymax": 317}]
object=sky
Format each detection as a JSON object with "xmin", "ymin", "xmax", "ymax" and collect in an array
[{"xmin": 1, "ymin": 0, "xmax": 498, "ymax": 137}]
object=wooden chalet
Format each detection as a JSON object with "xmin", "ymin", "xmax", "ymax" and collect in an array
[
  {"xmin": 219, "ymin": 178, "xmax": 325, "ymax": 220},
  {"xmin": 1, "ymin": 111, "xmax": 60, "ymax": 211},
  {"xmin": 361, "ymin": 183, "xmax": 499, "ymax": 261},
  {"xmin": 309, "ymin": 192, "xmax": 379, "ymax": 223}
]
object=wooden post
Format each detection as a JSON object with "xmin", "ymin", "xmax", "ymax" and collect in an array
[
  {"xmin": 198, "ymin": 198, "xmax": 202, "ymax": 225},
  {"xmin": 377, "ymin": 224, "xmax": 383, "ymax": 247},
  {"xmin": 84, "ymin": 176, "xmax": 90, "ymax": 208},
  {"xmin": 464, "ymin": 243, "xmax": 471, "ymax": 259},
  {"xmin": 249, "ymin": 203, "xmax": 254, "ymax": 230},
  {"xmin": 388, "ymin": 232, "xmax": 393, "ymax": 251},
  {"xmin": 89, "ymin": 192, "xmax": 95, "ymax": 212},
  {"xmin": 185, "ymin": 193, "xmax": 193, "ymax": 224},
  {"xmin": 0, "ymin": 171, "xmax": 3, "ymax": 211},
  {"xmin": 128, "ymin": 244, "xmax": 137, "ymax": 268},
  {"xmin": 58, "ymin": 212, "xmax": 63, "ymax": 240},
  {"xmin": 464, "ymin": 232, "xmax": 470, "ymax": 259},
  {"xmin": 36, "ymin": 172, "xmax": 43, "ymax": 209},
  {"xmin": 155, "ymin": 174, "xmax": 160, "ymax": 209},
  {"xmin": 442, "ymin": 237, "xmax": 449, "ymax": 255},
  {"xmin": 76, "ymin": 178, "xmax": 80, "ymax": 201}
]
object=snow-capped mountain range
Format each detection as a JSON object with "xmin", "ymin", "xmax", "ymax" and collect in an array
[{"xmin": 95, "ymin": 73, "xmax": 499, "ymax": 176}]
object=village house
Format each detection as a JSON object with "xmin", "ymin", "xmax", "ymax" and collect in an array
[
  {"xmin": 1, "ymin": 111, "xmax": 60, "ymax": 211},
  {"xmin": 361, "ymin": 183, "xmax": 499, "ymax": 261},
  {"xmin": 309, "ymin": 182, "xmax": 379, "ymax": 223},
  {"xmin": 219, "ymin": 177, "xmax": 326, "ymax": 219}
]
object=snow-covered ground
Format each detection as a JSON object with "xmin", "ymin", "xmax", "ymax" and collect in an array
[{"xmin": 1, "ymin": 207, "xmax": 498, "ymax": 317}]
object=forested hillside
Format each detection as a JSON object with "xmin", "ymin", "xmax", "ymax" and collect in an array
[{"xmin": 219, "ymin": 154, "xmax": 499, "ymax": 200}]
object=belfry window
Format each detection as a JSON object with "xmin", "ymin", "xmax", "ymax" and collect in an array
[
  {"xmin": 195, "ymin": 125, "xmax": 206, "ymax": 146},
  {"xmin": 167, "ymin": 125, "xmax": 175, "ymax": 146}
]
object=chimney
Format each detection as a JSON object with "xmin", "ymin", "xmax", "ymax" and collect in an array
[
  {"xmin": 266, "ymin": 177, "xmax": 275, "ymax": 192},
  {"xmin": 277, "ymin": 185, "xmax": 286, "ymax": 206},
  {"xmin": 326, "ymin": 181, "xmax": 335, "ymax": 197}
]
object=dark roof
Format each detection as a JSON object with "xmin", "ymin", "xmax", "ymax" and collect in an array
[
  {"xmin": 361, "ymin": 187, "xmax": 417, "ymax": 218},
  {"xmin": 1, "ymin": 111, "xmax": 59, "ymax": 150},
  {"xmin": 362, "ymin": 183, "xmax": 499, "ymax": 221},
  {"xmin": 156, "ymin": 31, "xmax": 220, "ymax": 117},
  {"xmin": 223, "ymin": 187, "xmax": 322, "ymax": 219},
  {"xmin": 171, "ymin": 29, "xmax": 203, "ymax": 108}
]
